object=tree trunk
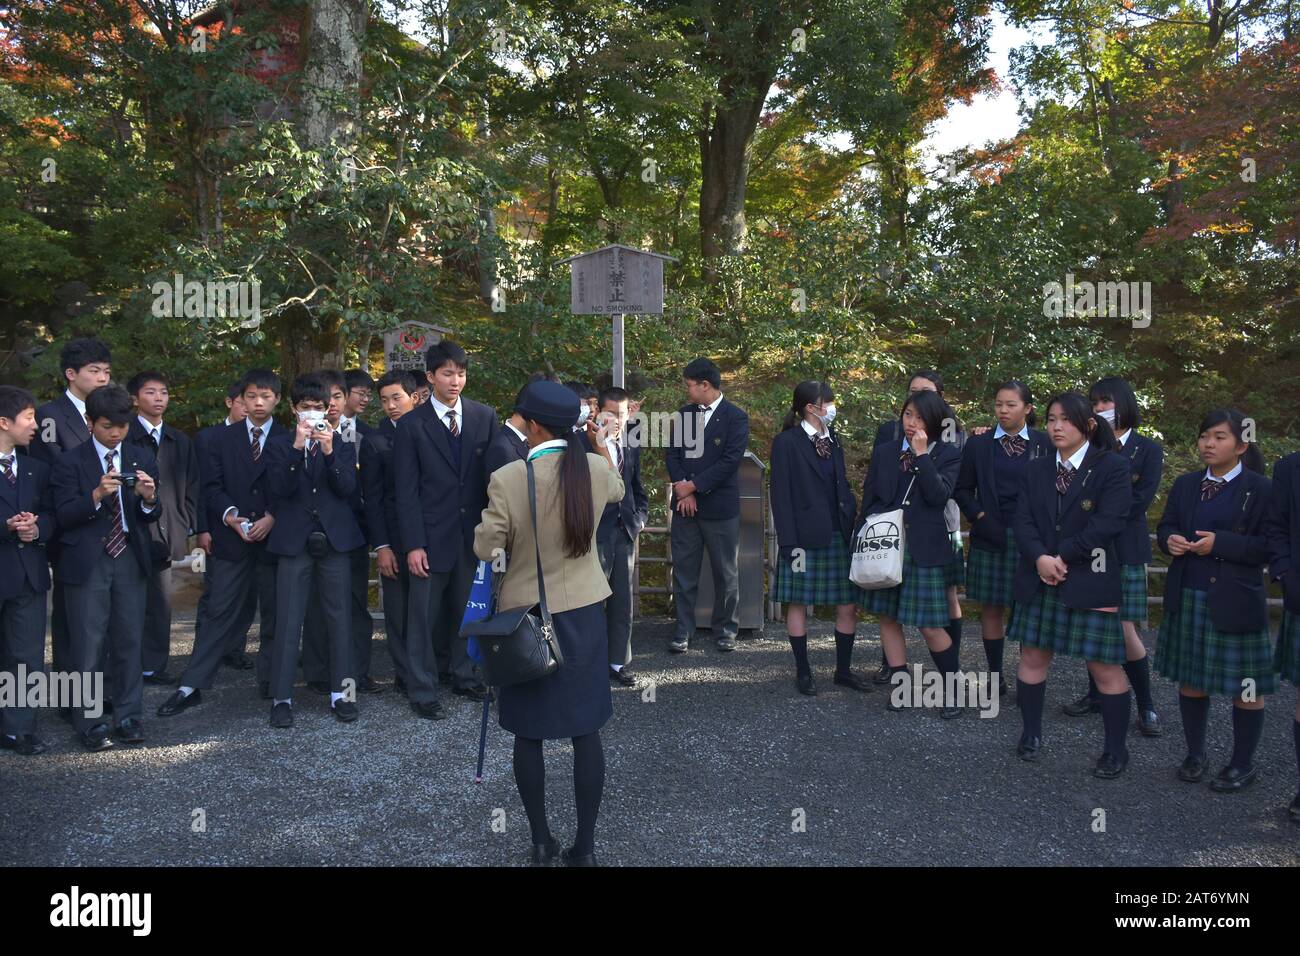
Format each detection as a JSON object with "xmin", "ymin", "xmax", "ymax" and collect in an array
[{"xmin": 698, "ymin": 88, "xmax": 768, "ymax": 280}]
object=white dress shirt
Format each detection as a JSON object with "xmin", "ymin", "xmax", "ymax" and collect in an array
[
  {"xmin": 699, "ymin": 393, "xmax": 723, "ymax": 430},
  {"xmin": 137, "ymin": 415, "xmax": 163, "ymax": 446},
  {"xmin": 92, "ymin": 437, "xmax": 154, "ymax": 532},
  {"xmin": 1116, "ymin": 428, "xmax": 1131, "ymax": 447},
  {"xmin": 505, "ymin": 420, "xmax": 527, "ymax": 444},
  {"xmin": 527, "ymin": 439, "xmax": 568, "ymax": 461},
  {"xmin": 431, "ymin": 395, "xmax": 464, "ymax": 432},
  {"xmin": 65, "ymin": 389, "xmax": 87, "ymax": 421},
  {"xmin": 1203, "ymin": 461, "xmax": 1243, "ymax": 486},
  {"xmin": 1055, "ymin": 443, "xmax": 1089, "ymax": 471},
  {"xmin": 993, "ymin": 423, "xmax": 1030, "ymax": 440}
]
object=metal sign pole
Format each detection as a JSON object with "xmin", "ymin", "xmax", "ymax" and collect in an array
[{"xmin": 612, "ymin": 313, "xmax": 625, "ymax": 388}]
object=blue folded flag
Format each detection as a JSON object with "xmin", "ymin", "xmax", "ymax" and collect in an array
[{"xmin": 461, "ymin": 560, "xmax": 493, "ymax": 663}]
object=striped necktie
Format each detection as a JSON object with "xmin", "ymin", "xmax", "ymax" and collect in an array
[
  {"xmin": 251, "ymin": 426, "xmax": 262, "ymax": 462},
  {"xmin": 103, "ymin": 451, "xmax": 127, "ymax": 558},
  {"xmin": 1, "ymin": 455, "xmax": 14, "ymax": 487},
  {"xmin": 447, "ymin": 409, "xmax": 459, "ymax": 437},
  {"xmin": 1199, "ymin": 477, "xmax": 1226, "ymax": 501},
  {"xmin": 1055, "ymin": 462, "xmax": 1075, "ymax": 495},
  {"xmin": 1000, "ymin": 434, "xmax": 1026, "ymax": 457}
]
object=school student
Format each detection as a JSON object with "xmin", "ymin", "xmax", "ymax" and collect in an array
[
  {"xmin": 360, "ymin": 369, "xmax": 419, "ymax": 695},
  {"xmin": 127, "ymin": 370, "xmax": 200, "ymax": 685},
  {"xmin": 1155, "ymin": 410, "xmax": 1273, "ymax": 792},
  {"xmin": 666, "ymin": 357, "xmax": 750, "ymax": 653},
  {"xmin": 953, "ymin": 380, "xmax": 1050, "ymax": 692},
  {"xmin": 395, "ymin": 340, "xmax": 497, "ymax": 717},
  {"xmin": 264, "ymin": 373, "xmax": 366, "ymax": 727},
  {"xmin": 770, "ymin": 381, "xmax": 864, "ymax": 696},
  {"xmin": 486, "ymin": 382, "xmax": 531, "ymax": 476},
  {"xmin": 1061, "ymin": 378, "xmax": 1164, "ymax": 736},
  {"xmin": 157, "ymin": 369, "xmax": 282, "ymax": 715},
  {"xmin": 50, "ymin": 384, "xmax": 160, "ymax": 750},
  {"xmin": 1006, "ymin": 392, "xmax": 1132, "ymax": 777},
  {"xmin": 341, "ymin": 369, "xmax": 376, "ymax": 444},
  {"xmin": 857, "ymin": 389, "xmax": 964, "ymax": 716},
  {"xmin": 0, "ymin": 387, "xmax": 56, "ymax": 756},
  {"xmin": 1265, "ymin": 448, "xmax": 1300, "ymax": 822}
]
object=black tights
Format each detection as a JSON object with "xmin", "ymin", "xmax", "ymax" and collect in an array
[{"xmin": 512, "ymin": 732, "xmax": 605, "ymax": 856}]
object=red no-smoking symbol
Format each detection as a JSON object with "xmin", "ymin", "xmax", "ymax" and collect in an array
[{"xmin": 400, "ymin": 330, "xmax": 426, "ymax": 352}]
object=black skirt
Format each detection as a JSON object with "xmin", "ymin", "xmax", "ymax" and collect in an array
[{"xmin": 497, "ymin": 601, "xmax": 613, "ymax": 740}]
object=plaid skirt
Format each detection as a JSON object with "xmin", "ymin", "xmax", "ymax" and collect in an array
[
  {"xmin": 857, "ymin": 549, "xmax": 950, "ymax": 628},
  {"xmin": 966, "ymin": 528, "xmax": 1017, "ymax": 607},
  {"xmin": 943, "ymin": 533, "xmax": 965, "ymax": 588},
  {"xmin": 1006, "ymin": 582, "xmax": 1125, "ymax": 664},
  {"xmin": 1274, "ymin": 610, "xmax": 1300, "ymax": 685},
  {"xmin": 1120, "ymin": 563, "xmax": 1148, "ymax": 625},
  {"xmin": 1155, "ymin": 588, "xmax": 1278, "ymax": 696},
  {"xmin": 773, "ymin": 541, "xmax": 856, "ymax": 606}
]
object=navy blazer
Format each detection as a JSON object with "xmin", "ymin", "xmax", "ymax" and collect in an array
[
  {"xmin": 666, "ymin": 398, "xmax": 750, "ymax": 521},
  {"xmin": 0, "ymin": 452, "xmax": 56, "ymax": 598},
  {"xmin": 191, "ymin": 420, "xmax": 236, "ymax": 536},
  {"xmin": 1157, "ymin": 468, "xmax": 1272, "ymax": 633},
  {"xmin": 264, "ymin": 432, "xmax": 364, "ymax": 556},
  {"xmin": 1011, "ymin": 447, "xmax": 1130, "ymax": 609},
  {"xmin": 769, "ymin": 425, "xmax": 856, "ymax": 550},
  {"xmin": 128, "ymin": 418, "xmax": 200, "ymax": 561},
  {"xmin": 953, "ymin": 428, "xmax": 1051, "ymax": 550},
  {"xmin": 485, "ymin": 423, "xmax": 529, "ymax": 475},
  {"xmin": 1267, "ymin": 452, "xmax": 1300, "ymax": 612},
  {"xmin": 393, "ymin": 397, "xmax": 496, "ymax": 570},
  {"xmin": 202, "ymin": 419, "xmax": 283, "ymax": 563},
  {"xmin": 855, "ymin": 438, "xmax": 960, "ymax": 567},
  {"xmin": 29, "ymin": 393, "xmax": 91, "ymax": 465},
  {"xmin": 1115, "ymin": 431, "xmax": 1163, "ymax": 565},
  {"xmin": 359, "ymin": 418, "xmax": 403, "ymax": 554},
  {"xmin": 598, "ymin": 442, "xmax": 649, "ymax": 546},
  {"xmin": 50, "ymin": 439, "xmax": 161, "ymax": 584}
]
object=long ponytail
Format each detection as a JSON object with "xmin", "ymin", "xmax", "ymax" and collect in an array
[
  {"xmin": 557, "ymin": 429, "xmax": 595, "ymax": 558},
  {"xmin": 1046, "ymin": 391, "xmax": 1119, "ymax": 453}
]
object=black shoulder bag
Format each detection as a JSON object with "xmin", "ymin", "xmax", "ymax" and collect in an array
[{"xmin": 460, "ymin": 460, "xmax": 565, "ymax": 687}]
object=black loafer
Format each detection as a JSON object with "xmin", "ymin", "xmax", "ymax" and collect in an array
[
  {"xmin": 1062, "ymin": 692, "xmax": 1101, "ymax": 717},
  {"xmin": 1177, "ymin": 754, "xmax": 1207, "ymax": 783},
  {"xmin": 142, "ymin": 671, "xmax": 176, "ymax": 686},
  {"xmin": 269, "ymin": 702, "xmax": 293, "ymax": 728},
  {"xmin": 394, "ymin": 676, "xmax": 408, "ymax": 696},
  {"xmin": 1093, "ymin": 751, "xmax": 1129, "ymax": 779},
  {"xmin": 358, "ymin": 676, "xmax": 385, "ymax": 695},
  {"xmin": 81, "ymin": 724, "xmax": 113, "ymax": 751},
  {"xmin": 716, "ymin": 637, "xmax": 736, "ymax": 652},
  {"xmin": 412, "ymin": 700, "xmax": 448, "ymax": 721},
  {"xmin": 562, "ymin": 846, "xmax": 597, "ymax": 867},
  {"xmin": 1209, "ymin": 764, "xmax": 1259, "ymax": 793},
  {"xmin": 1016, "ymin": 734, "xmax": 1042, "ymax": 762},
  {"xmin": 221, "ymin": 652, "xmax": 254, "ymax": 670},
  {"xmin": 1, "ymin": 733, "xmax": 49, "ymax": 756},
  {"xmin": 609, "ymin": 667, "xmax": 638, "ymax": 687},
  {"xmin": 668, "ymin": 638, "xmax": 689, "ymax": 654},
  {"xmin": 306, "ymin": 681, "xmax": 330, "ymax": 695},
  {"xmin": 833, "ymin": 671, "xmax": 872, "ymax": 692},
  {"xmin": 530, "ymin": 838, "xmax": 559, "ymax": 865},
  {"xmin": 796, "ymin": 672, "xmax": 817, "ymax": 696},
  {"xmin": 1289, "ymin": 793, "xmax": 1300, "ymax": 823},
  {"xmin": 332, "ymin": 700, "xmax": 359, "ymax": 723},
  {"xmin": 1137, "ymin": 708, "xmax": 1162, "ymax": 737},
  {"xmin": 453, "ymin": 684, "xmax": 490, "ymax": 703},
  {"xmin": 112, "ymin": 718, "xmax": 146, "ymax": 744},
  {"xmin": 157, "ymin": 689, "xmax": 202, "ymax": 717},
  {"xmin": 873, "ymin": 663, "xmax": 892, "ymax": 685}
]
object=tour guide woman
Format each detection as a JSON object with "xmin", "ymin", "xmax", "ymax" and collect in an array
[{"xmin": 473, "ymin": 380, "xmax": 625, "ymax": 867}]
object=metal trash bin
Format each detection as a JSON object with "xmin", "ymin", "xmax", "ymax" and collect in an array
[{"xmin": 693, "ymin": 450, "xmax": 766, "ymax": 632}]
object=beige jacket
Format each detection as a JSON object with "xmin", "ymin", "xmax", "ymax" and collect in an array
[{"xmin": 474, "ymin": 451, "xmax": 625, "ymax": 613}]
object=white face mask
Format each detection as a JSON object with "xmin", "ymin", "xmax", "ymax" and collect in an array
[
  {"xmin": 1096, "ymin": 408, "xmax": 1116, "ymax": 424},
  {"xmin": 820, "ymin": 404, "xmax": 837, "ymax": 425}
]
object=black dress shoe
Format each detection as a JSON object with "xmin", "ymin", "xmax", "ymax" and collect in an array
[
  {"xmin": 1177, "ymin": 754, "xmax": 1207, "ymax": 783},
  {"xmin": 358, "ymin": 676, "xmax": 384, "ymax": 695},
  {"xmin": 257, "ymin": 681, "xmax": 271, "ymax": 700},
  {"xmin": 306, "ymin": 681, "xmax": 330, "ymax": 695},
  {"xmin": 1209, "ymin": 764, "xmax": 1259, "ymax": 792},
  {"xmin": 668, "ymin": 638, "xmax": 689, "ymax": 653},
  {"xmin": 332, "ymin": 700, "xmax": 359, "ymax": 723},
  {"xmin": 796, "ymin": 672, "xmax": 817, "ymax": 696},
  {"xmin": 873, "ymin": 663, "xmax": 892, "ymax": 685},
  {"xmin": 113, "ymin": 718, "xmax": 146, "ymax": 744},
  {"xmin": 1016, "ymin": 734, "xmax": 1042, "ymax": 762},
  {"xmin": 562, "ymin": 846, "xmax": 597, "ymax": 867},
  {"xmin": 81, "ymin": 724, "xmax": 113, "ymax": 751},
  {"xmin": 1062, "ymin": 692, "xmax": 1101, "ymax": 717},
  {"xmin": 142, "ymin": 671, "xmax": 176, "ymax": 686},
  {"xmin": 1137, "ymin": 708, "xmax": 1162, "ymax": 737},
  {"xmin": 221, "ymin": 651, "xmax": 254, "ymax": 670},
  {"xmin": 1, "ymin": 733, "xmax": 49, "ymax": 756},
  {"xmin": 1289, "ymin": 793, "xmax": 1300, "ymax": 823},
  {"xmin": 530, "ymin": 838, "xmax": 559, "ymax": 865},
  {"xmin": 394, "ymin": 676, "xmax": 408, "ymax": 695},
  {"xmin": 269, "ymin": 702, "xmax": 293, "ymax": 728},
  {"xmin": 609, "ymin": 667, "xmax": 638, "ymax": 687},
  {"xmin": 453, "ymin": 684, "xmax": 491, "ymax": 702},
  {"xmin": 716, "ymin": 636, "xmax": 737, "ymax": 652},
  {"xmin": 411, "ymin": 700, "xmax": 448, "ymax": 721},
  {"xmin": 157, "ymin": 689, "xmax": 202, "ymax": 717},
  {"xmin": 833, "ymin": 671, "xmax": 872, "ymax": 692},
  {"xmin": 1093, "ymin": 750, "xmax": 1129, "ymax": 779}
]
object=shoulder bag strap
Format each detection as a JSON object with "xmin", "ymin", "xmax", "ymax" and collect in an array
[{"xmin": 526, "ymin": 460, "xmax": 564, "ymax": 664}]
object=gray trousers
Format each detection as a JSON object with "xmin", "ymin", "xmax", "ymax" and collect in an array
[
  {"xmin": 600, "ymin": 529, "xmax": 636, "ymax": 668},
  {"xmin": 141, "ymin": 563, "xmax": 174, "ymax": 674},
  {"xmin": 1, "ymin": 584, "xmax": 47, "ymax": 736},
  {"xmin": 302, "ymin": 545, "xmax": 372, "ymax": 681},
  {"xmin": 192, "ymin": 555, "xmax": 260, "ymax": 659},
  {"xmin": 379, "ymin": 563, "xmax": 410, "ymax": 686},
  {"xmin": 405, "ymin": 543, "xmax": 479, "ymax": 703},
  {"xmin": 182, "ymin": 549, "xmax": 276, "ymax": 690},
  {"xmin": 271, "ymin": 548, "xmax": 352, "ymax": 701},
  {"xmin": 65, "ymin": 551, "xmax": 146, "ymax": 733},
  {"xmin": 671, "ymin": 514, "xmax": 740, "ymax": 643}
]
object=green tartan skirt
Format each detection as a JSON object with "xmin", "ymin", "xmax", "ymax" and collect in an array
[
  {"xmin": 1155, "ymin": 587, "xmax": 1277, "ymax": 696},
  {"xmin": 943, "ymin": 532, "xmax": 965, "ymax": 588},
  {"xmin": 966, "ymin": 528, "xmax": 1017, "ymax": 607},
  {"xmin": 1274, "ymin": 610, "xmax": 1300, "ymax": 685},
  {"xmin": 857, "ymin": 549, "xmax": 950, "ymax": 628},
  {"xmin": 773, "ymin": 541, "xmax": 856, "ymax": 606},
  {"xmin": 1006, "ymin": 582, "xmax": 1125, "ymax": 664},
  {"xmin": 1120, "ymin": 563, "xmax": 1148, "ymax": 625}
]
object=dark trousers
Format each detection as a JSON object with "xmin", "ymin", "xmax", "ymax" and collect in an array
[
  {"xmin": 379, "ymin": 562, "xmax": 411, "ymax": 686},
  {"xmin": 1, "ymin": 583, "xmax": 48, "ymax": 737},
  {"xmin": 405, "ymin": 543, "xmax": 479, "ymax": 703},
  {"xmin": 192, "ymin": 557, "xmax": 260, "ymax": 659},
  {"xmin": 600, "ymin": 528, "xmax": 636, "ymax": 668},
  {"xmin": 141, "ymin": 562, "xmax": 174, "ymax": 674},
  {"xmin": 183, "ymin": 547, "xmax": 277, "ymax": 690},
  {"xmin": 65, "ymin": 551, "xmax": 146, "ymax": 733},
  {"xmin": 302, "ymin": 545, "xmax": 372, "ymax": 681},
  {"xmin": 671, "ymin": 514, "xmax": 740, "ymax": 642},
  {"xmin": 49, "ymin": 574, "xmax": 70, "ymax": 674},
  {"xmin": 270, "ymin": 548, "xmax": 352, "ymax": 701}
]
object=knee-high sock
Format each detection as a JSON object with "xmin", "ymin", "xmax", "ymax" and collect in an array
[
  {"xmin": 512, "ymin": 736, "xmax": 551, "ymax": 845},
  {"xmin": 1098, "ymin": 690, "xmax": 1131, "ymax": 758},
  {"xmin": 788, "ymin": 634, "xmax": 810, "ymax": 676},
  {"xmin": 1292, "ymin": 719, "xmax": 1300, "ymax": 794},
  {"xmin": 1229, "ymin": 706, "xmax": 1265, "ymax": 771},
  {"xmin": 571, "ymin": 731, "xmax": 605, "ymax": 857},
  {"xmin": 834, "ymin": 630, "xmax": 855, "ymax": 676},
  {"xmin": 1178, "ymin": 694, "xmax": 1210, "ymax": 759},
  {"xmin": 983, "ymin": 638, "xmax": 1005, "ymax": 674},
  {"xmin": 947, "ymin": 619, "xmax": 963, "ymax": 658},
  {"xmin": 1123, "ymin": 654, "xmax": 1154, "ymax": 711},
  {"xmin": 1018, "ymin": 678, "xmax": 1046, "ymax": 739},
  {"xmin": 929, "ymin": 644, "xmax": 961, "ymax": 706}
]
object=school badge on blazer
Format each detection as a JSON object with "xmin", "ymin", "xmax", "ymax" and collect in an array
[
  {"xmin": 713, "ymin": 437, "xmax": 722, "ymax": 445},
  {"xmin": 1081, "ymin": 498, "xmax": 1094, "ymax": 511}
]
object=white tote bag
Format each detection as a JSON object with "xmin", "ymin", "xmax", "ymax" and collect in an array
[{"xmin": 850, "ymin": 476, "xmax": 916, "ymax": 591}]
